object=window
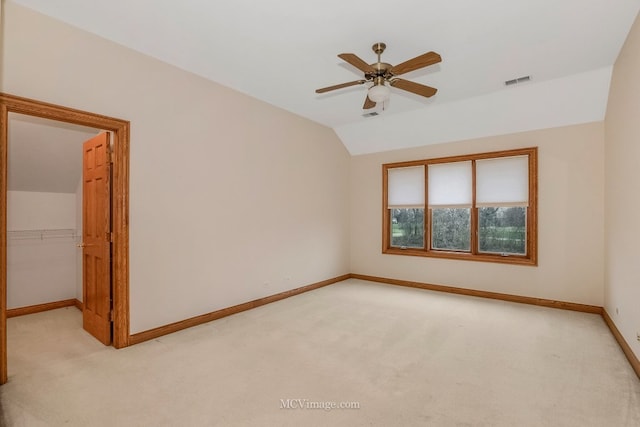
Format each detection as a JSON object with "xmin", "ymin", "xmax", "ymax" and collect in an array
[
  {"xmin": 382, "ymin": 147, "xmax": 537, "ymax": 265},
  {"xmin": 428, "ymin": 161, "xmax": 472, "ymax": 252},
  {"xmin": 387, "ymin": 166, "xmax": 425, "ymax": 249}
]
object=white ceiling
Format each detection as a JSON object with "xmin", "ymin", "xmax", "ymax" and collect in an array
[
  {"xmin": 8, "ymin": 0, "xmax": 640, "ymax": 154},
  {"xmin": 8, "ymin": 114, "xmax": 98, "ymax": 193}
]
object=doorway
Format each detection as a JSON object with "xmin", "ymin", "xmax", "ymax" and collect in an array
[
  {"xmin": 7, "ymin": 114, "xmax": 99, "ymax": 340},
  {"xmin": 0, "ymin": 93, "xmax": 131, "ymax": 385}
]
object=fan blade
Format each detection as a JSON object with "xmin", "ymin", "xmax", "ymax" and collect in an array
[
  {"xmin": 363, "ymin": 96, "xmax": 376, "ymax": 109},
  {"xmin": 390, "ymin": 78, "xmax": 438, "ymax": 98},
  {"xmin": 338, "ymin": 53, "xmax": 376, "ymax": 74},
  {"xmin": 390, "ymin": 51, "xmax": 441, "ymax": 76},
  {"xmin": 316, "ymin": 80, "xmax": 366, "ymax": 94}
]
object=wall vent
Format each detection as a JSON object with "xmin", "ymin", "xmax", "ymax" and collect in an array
[{"xmin": 505, "ymin": 75, "xmax": 531, "ymax": 86}]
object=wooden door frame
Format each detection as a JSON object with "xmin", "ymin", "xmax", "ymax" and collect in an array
[{"xmin": 0, "ymin": 93, "xmax": 130, "ymax": 385}]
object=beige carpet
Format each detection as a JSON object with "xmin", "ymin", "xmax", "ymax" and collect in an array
[{"xmin": 1, "ymin": 279, "xmax": 639, "ymax": 426}]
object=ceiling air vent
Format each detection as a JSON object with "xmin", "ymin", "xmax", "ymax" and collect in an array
[
  {"xmin": 505, "ymin": 75, "xmax": 531, "ymax": 86},
  {"xmin": 362, "ymin": 111, "xmax": 379, "ymax": 118}
]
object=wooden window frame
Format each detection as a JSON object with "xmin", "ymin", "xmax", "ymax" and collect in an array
[{"xmin": 382, "ymin": 147, "xmax": 537, "ymax": 266}]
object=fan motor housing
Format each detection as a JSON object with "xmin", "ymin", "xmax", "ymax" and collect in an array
[{"xmin": 366, "ymin": 63, "xmax": 393, "ymax": 80}]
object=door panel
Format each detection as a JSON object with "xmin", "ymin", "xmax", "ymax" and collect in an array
[{"xmin": 82, "ymin": 133, "xmax": 111, "ymax": 345}]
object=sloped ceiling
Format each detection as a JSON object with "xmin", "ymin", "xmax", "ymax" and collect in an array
[
  {"xmin": 8, "ymin": 113, "xmax": 98, "ymax": 193},
  {"xmin": 7, "ymin": 0, "xmax": 640, "ymax": 154}
]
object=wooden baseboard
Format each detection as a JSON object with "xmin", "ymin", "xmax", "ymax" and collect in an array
[
  {"xmin": 74, "ymin": 299, "xmax": 84, "ymax": 311},
  {"xmin": 602, "ymin": 310, "xmax": 640, "ymax": 379},
  {"xmin": 129, "ymin": 274, "xmax": 351, "ymax": 345},
  {"xmin": 6, "ymin": 299, "xmax": 78, "ymax": 318},
  {"xmin": 350, "ymin": 274, "xmax": 603, "ymax": 314}
]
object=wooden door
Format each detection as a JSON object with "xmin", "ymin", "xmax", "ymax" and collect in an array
[{"xmin": 82, "ymin": 133, "xmax": 112, "ymax": 345}]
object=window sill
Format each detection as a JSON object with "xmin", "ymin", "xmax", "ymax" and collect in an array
[{"xmin": 383, "ymin": 247, "xmax": 537, "ymax": 266}]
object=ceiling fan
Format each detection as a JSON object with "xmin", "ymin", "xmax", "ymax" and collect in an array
[{"xmin": 316, "ymin": 42, "xmax": 442, "ymax": 110}]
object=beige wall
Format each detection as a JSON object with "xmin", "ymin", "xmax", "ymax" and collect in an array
[
  {"xmin": 351, "ymin": 122, "xmax": 605, "ymax": 306},
  {"xmin": 605, "ymin": 12, "xmax": 640, "ymax": 360},
  {"xmin": 6, "ymin": 191, "xmax": 77, "ymax": 309},
  {"xmin": 1, "ymin": 2, "xmax": 351, "ymax": 333},
  {"xmin": 7, "ymin": 191, "xmax": 76, "ymax": 231}
]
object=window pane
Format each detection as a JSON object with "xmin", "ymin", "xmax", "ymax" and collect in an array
[
  {"xmin": 478, "ymin": 207, "xmax": 526, "ymax": 255},
  {"xmin": 431, "ymin": 208, "xmax": 470, "ymax": 251},
  {"xmin": 428, "ymin": 161, "xmax": 472, "ymax": 208},
  {"xmin": 388, "ymin": 166, "xmax": 425, "ymax": 208},
  {"xmin": 476, "ymin": 156, "xmax": 529, "ymax": 207},
  {"xmin": 391, "ymin": 208, "xmax": 424, "ymax": 248}
]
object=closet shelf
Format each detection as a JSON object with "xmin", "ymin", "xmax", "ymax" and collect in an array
[{"xmin": 7, "ymin": 228, "xmax": 78, "ymax": 241}]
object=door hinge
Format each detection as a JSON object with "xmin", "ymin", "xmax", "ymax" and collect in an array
[
  {"xmin": 108, "ymin": 149, "xmax": 114, "ymax": 164},
  {"xmin": 109, "ymin": 310, "xmax": 114, "ymax": 322}
]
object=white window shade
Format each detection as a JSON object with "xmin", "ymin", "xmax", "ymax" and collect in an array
[
  {"xmin": 387, "ymin": 166, "xmax": 425, "ymax": 208},
  {"xmin": 476, "ymin": 155, "xmax": 529, "ymax": 207},
  {"xmin": 428, "ymin": 161, "xmax": 472, "ymax": 208}
]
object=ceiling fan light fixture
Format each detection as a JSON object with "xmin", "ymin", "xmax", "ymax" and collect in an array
[
  {"xmin": 316, "ymin": 42, "xmax": 441, "ymax": 110},
  {"xmin": 368, "ymin": 84, "xmax": 390, "ymax": 103}
]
